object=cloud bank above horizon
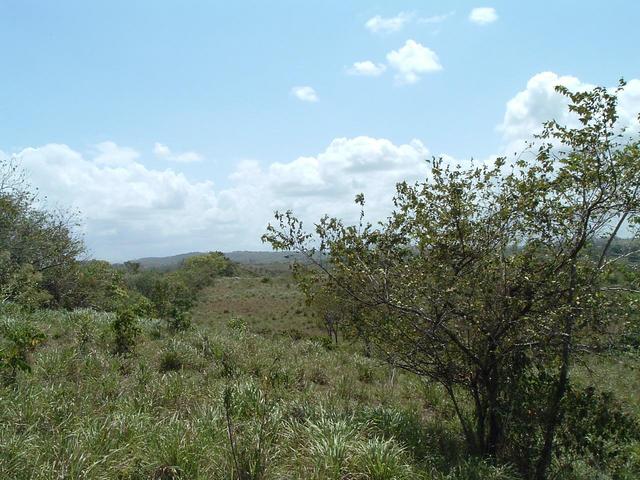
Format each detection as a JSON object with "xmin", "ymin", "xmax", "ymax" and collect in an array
[{"xmin": 4, "ymin": 72, "xmax": 639, "ymax": 262}]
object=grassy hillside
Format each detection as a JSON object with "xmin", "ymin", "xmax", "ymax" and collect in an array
[
  {"xmin": 191, "ymin": 276, "xmax": 320, "ymax": 337},
  {"xmin": 1, "ymin": 270, "xmax": 639, "ymax": 479},
  {"xmin": 0, "ymin": 304, "xmax": 460, "ymax": 479}
]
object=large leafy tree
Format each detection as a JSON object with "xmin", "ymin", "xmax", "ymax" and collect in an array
[{"xmin": 264, "ymin": 82, "xmax": 640, "ymax": 478}]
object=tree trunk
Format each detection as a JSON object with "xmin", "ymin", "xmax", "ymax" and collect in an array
[
  {"xmin": 486, "ymin": 369, "xmax": 502, "ymax": 459},
  {"xmin": 535, "ymin": 261, "xmax": 577, "ymax": 480},
  {"xmin": 445, "ymin": 383, "xmax": 478, "ymax": 453},
  {"xmin": 470, "ymin": 377, "xmax": 487, "ymax": 455}
]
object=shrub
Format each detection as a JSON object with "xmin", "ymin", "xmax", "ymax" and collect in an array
[
  {"xmin": 0, "ymin": 262, "xmax": 52, "ymax": 310},
  {"xmin": 443, "ymin": 458, "xmax": 519, "ymax": 480},
  {"xmin": 0, "ymin": 316, "xmax": 46, "ymax": 383},
  {"xmin": 227, "ymin": 316, "xmax": 248, "ymax": 334},
  {"xmin": 70, "ymin": 310, "xmax": 96, "ymax": 353},
  {"xmin": 159, "ymin": 349, "xmax": 183, "ymax": 373},
  {"xmin": 355, "ymin": 357, "xmax": 376, "ymax": 384},
  {"xmin": 166, "ymin": 308, "xmax": 191, "ymax": 333},
  {"xmin": 112, "ymin": 307, "xmax": 141, "ymax": 355},
  {"xmin": 557, "ymin": 385, "xmax": 640, "ymax": 470},
  {"xmin": 349, "ymin": 437, "xmax": 415, "ymax": 480}
]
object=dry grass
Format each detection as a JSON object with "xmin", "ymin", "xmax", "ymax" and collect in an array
[{"xmin": 191, "ymin": 276, "xmax": 321, "ymax": 337}]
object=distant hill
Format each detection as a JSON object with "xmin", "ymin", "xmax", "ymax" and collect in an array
[
  {"xmin": 128, "ymin": 252, "xmax": 204, "ymax": 270},
  {"xmin": 126, "ymin": 251, "xmax": 313, "ymax": 271},
  {"xmin": 125, "ymin": 237, "xmax": 639, "ymax": 271},
  {"xmin": 224, "ymin": 251, "xmax": 312, "ymax": 265}
]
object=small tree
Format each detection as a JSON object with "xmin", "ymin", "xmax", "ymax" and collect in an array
[
  {"xmin": 0, "ymin": 156, "xmax": 84, "ymax": 307},
  {"xmin": 0, "ymin": 317, "xmax": 46, "ymax": 384},
  {"xmin": 110, "ymin": 288, "xmax": 152, "ymax": 356},
  {"xmin": 178, "ymin": 251, "xmax": 235, "ymax": 291},
  {"xmin": 264, "ymin": 81, "xmax": 640, "ymax": 478}
]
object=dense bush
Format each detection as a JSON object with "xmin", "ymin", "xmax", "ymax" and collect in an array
[{"xmin": 0, "ymin": 315, "xmax": 45, "ymax": 383}]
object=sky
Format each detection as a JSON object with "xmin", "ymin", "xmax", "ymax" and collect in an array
[{"xmin": 1, "ymin": 1, "xmax": 639, "ymax": 261}]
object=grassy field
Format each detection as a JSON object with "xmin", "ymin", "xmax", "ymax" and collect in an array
[
  {"xmin": 0, "ymin": 271, "xmax": 639, "ymax": 479},
  {"xmin": 575, "ymin": 352, "xmax": 640, "ymax": 418},
  {"xmin": 191, "ymin": 275, "xmax": 321, "ymax": 338}
]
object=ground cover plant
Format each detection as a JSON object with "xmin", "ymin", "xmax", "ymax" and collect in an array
[{"xmin": 2, "ymin": 299, "xmax": 637, "ymax": 479}]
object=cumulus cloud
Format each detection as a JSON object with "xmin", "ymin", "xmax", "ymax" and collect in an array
[
  {"xmin": 615, "ymin": 79, "xmax": 640, "ymax": 135},
  {"xmin": 14, "ymin": 143, "xmax": 220, "ymax": 259},
  {"xmin": 498, "ymin": 72, "xmax": 640, "ymax": 154},
  {"xmin": 386, "ymin": 40, "xmax": 442, "ymax": 85},
  {"xmin": 365, "ymin": 12, "xmax": 413, "ymax": 34},
  {"xmin": 11, "ymin": 137, "xmax": 430, "ymax": 260},
  {"xmin": 153, "ymin": 143, "xmax": 171, "ymax": 157},
  {"xmin": 94, "ymin": 141, "xmax": 140, "ymax": 167},
  {"xmin": 469, "ymin": 7, "xmax": 498, "ymax": 25},
  {"xmin": 153, "ymin": 142, "xmax": 203, "ymax": 163},
  {"xmin": 347, "ymin": 61, "xmax": 387, "ymax": 77},
  {"xmin": 267, "ymin": 137, "xmax": 428, "ymax": 197},
  {"xmin": 291, "ymin": 86, "xmax": 319, "ymax": 102},
  {"xmin": 498, "ymin": 72, "xmax": 590, "ymax": 142}
]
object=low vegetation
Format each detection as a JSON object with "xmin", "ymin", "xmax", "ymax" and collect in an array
[{"xmin": 2, "ymin": 299, "xmax": 637, "ymax": 479}]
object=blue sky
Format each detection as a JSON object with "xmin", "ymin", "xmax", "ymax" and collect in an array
[{"xmin": 1, "ymin": 1, "xmax": 639, "ymax": 260}]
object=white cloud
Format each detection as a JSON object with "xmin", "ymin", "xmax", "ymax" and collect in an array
[
  {"xmin": 347, "ymin": 61, "xmax": 387, "ymax": 77},
  {"xmin": 498, "ymin": 72, "xmax": 640, "ymax": 154},
  {"xmin": 153, "ymin": 142, "xmax": 203, "ymax": 163},
  {"xmin": 15, "ymin": 143, "xmax": 218, "ymax": 260},
  {"xmin": 12, "ymin": 137, "xmax": 430, "ymax": 260},
  {"xmin": 616, "ymin": 79, "xmax": 640, "ymax": 136},
  {"xmin": 174, "ymin": 152, "xmax": 203, "ymax": 163},
  {"xmin": 153, "ymin": 142, "xmax": 171, "ymax": 157},
  {"xmin": 291, "ymin": 86, "xmax": 319, "ymax": 103},
  {"xmin": 499, "ymin": 72, "xmax": 589, "ymax": 143},
  {"xmin": 267, "ymin": 137, "xmax": 429, "ymax": 197},
  {"xmin": 365, "ymin": 12, "xmax": 413, "ymax": 34},
  {"xmin": 94, "ymin": 141, "xmax": 139, "ymax": 167},
  {"xmin": 469, "ymin": 7, "xmax": 498, "ymax": 25},
  {"xmin": 386, "ymin": 40, "xmax": 442, "ymax": 85}
]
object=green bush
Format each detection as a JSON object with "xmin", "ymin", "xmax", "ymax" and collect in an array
[
  {"xmin": 0, "ymin": 316, "xmax": 46, "ymax": 383},
  {"xmin": 112, "ymin": 307, "xmax": 141, "ymax": 355},
  {"xmin": 227, "ymin": 316, "xmax": 248, "ymax": 334},
  {"xmin": 349, "ymin": 437, "xmax": 415, "ymax": 480},
  {"xmin": 442, "ymin": 458, "xmax": 519, "ymax": 480},
  {"xmin": 166, "ymin": 308, "xmax": 191, "ymax": 333},
  {"xmin": 557, "ymin": 385, "xmax": 640, "ymax": 472}
]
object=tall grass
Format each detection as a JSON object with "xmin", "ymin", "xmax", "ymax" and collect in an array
[{"xmin": 0, "ymin": 303, "xmax": 638, "ymax": 478}]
